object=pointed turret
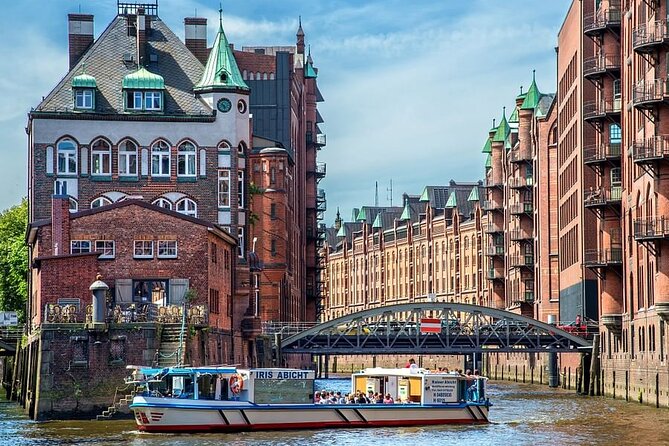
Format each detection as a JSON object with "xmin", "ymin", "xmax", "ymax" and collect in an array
[
  {"xmin": 334, "ymin": 207, "xmax": 342, "ymax": 231},
  {"xmin": 492, "ymin": 107, "xmax": 510, "ymax": 143},
  {"xmin": 521, "ymin": 70, "xmax": 541, "ymax": 110},
  {"xmin": 305, "ymin": 45, "xmax": 317, "ymax": 79},
  {"xmin": 297, "ymin": 16, "xmax": 305, "ymax": 55},
  {"xmin": 467, "ymin": 187, "xmax": 479, "ymax": 202},
  {"xmin": 445, "ymin": 191, "xmax": 457, "ymax": 209},
  {"xmin": 372, "ymin": 212, "xmax": 383, "ymax": 229}
]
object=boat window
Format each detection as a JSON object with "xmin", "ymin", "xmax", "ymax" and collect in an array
[
  {"xmin": 253, "ymin": 378, "xmax": 314, "ymax": 404},
  {"xmin": 197, "ymin": 374, "xmax": 228, "ymax": 400},
  {"xmin": 171, "ymin": 376, "xmax": 194, "ymax": 399}
]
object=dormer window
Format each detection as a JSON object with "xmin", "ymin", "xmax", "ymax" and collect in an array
[
  {"xmin": 71, "ymin": 70, "xmax": 97, "ymax": 111},
  {"xmin": 122, "ymin": 67, "xmax": 165, "ymax": 112}
]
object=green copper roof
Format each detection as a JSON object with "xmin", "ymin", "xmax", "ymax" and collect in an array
[
  {"xmin": 509, "ymin": 106, "xmax": 519, "ymax": 123},
  {"xmin": 521, "ymin": 71, "xmax": 541, "ymax": 110},
  {"xmin": 356, "ymin": 208, "xmax": 367, "ymax": 221},
  {"xmin": 372, "ymin": 212, "xmax": 383, "ymax": 229},
  {"xmin": 400, "ymin": 203, "xmax": 412, "ymax": 221},
  {"xmin": 482, "ymin": 138, "xmax": 492, "ymax": 154},
  {"xmin": 445, "ymin": 191, "xmax": 457, "ymax": 208},
  {"xmin": 122, "ymin": 67, "xmax": 164, "ymax": 90},
  {"xmin": 468, "ymin": 187, "xmax": 479, "ymax": 202},
  {"xmin": 71, "ymin": 73, "xmax": 97, "ymax": 88},
  {"xmin": 485, "ymin": 154, "xmax": 492, "ymax": 169},
  {"xmin": 337, "ymin": 224, "xmax": 347, "ymax": 237},
  {"xmin": 492, "ymin": 109, "xmax": 510, "ymax": 143},
  {"xmin": 305, "ymin": 48, "xmax": 317, "ymax": 79},
  {"xmin": 194, "ymin": 18, "xmax": 249, "ymax": 92},
  {"xmin": 419, "ymin": 187, "xmax": 430, "ymax": 201}
]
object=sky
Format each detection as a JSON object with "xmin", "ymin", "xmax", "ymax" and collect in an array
[{"xmin": 0, "ymin": 0, "xmax": 571, "ymax": 223}]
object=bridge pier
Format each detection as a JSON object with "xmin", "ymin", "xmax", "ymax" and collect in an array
[{"xmin": 548, "ymin": 348, "xmax": 558, "ymax": 387}]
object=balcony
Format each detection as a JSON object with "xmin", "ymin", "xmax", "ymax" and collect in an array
[
  {"xmin": 632, "ymin": 20, "xmax": 669, "ymax": 54},
  {"xmin": 508, "ymin": 150, "xmax": 532, "ymax": 163},
  {"xmin": 583, "ymin": 54, "xmax": 621, "ymax": 79},
  {"xmin": 583, "ymin": 99, "xmax": 621, "ymax": 121},
  {"xmin": 508, "ymin": 176, "xmax": 534, "ymax": 189},
  {"xmin": 583, "ymin": 143, "xmax": 621, "ymax": 165},
  {"xmin": 634, "ymin": 217, "xmax": 669, "ymax": 241},
  {"xmin": 486, "ymin": 268, "xmax": 504, "ymax": 281},
  {"xmin": 509, "ymin": 202, "xmax": 533, "ymax": 215},
  {"xmin": 583, "ymin": 247, "xmax": 623, "ymax": 268},
  {"xmin": 308, "ymin": 162, "xmax": 327, "ymax": 179},
  {"xmin": 584, "ymin": 186, "xmax": 621, "ymax": 209},
  {"xmin": 509, "ymin": 229, "xmax": 532, "ymax": 241},
  {"xmin": 482, "ymin": 200, "xmax": 503, "ymax": 212},
  {"xmin": 484, "ymin": 223, "xmax": 503, "ymax": 234},
  {"xmin": 509, "ymin": 254, "xmax": 534, "ymax": 269},
  {"xmin": 632, "ymin": 135, "xmax": 669, "ymax": 165},
  {"xmin": 583, "ymin": 6, "xmax": 621, "ymax": 36},
  {"xmin": 485, "ymin": 244, "xmax": 505, "ymax": 257},
  {"xmin": 483, "ymin": 178, "xmax": 504, "ymax": 189},
  {"xmin": 306, "ymin": 132, "xmax": 327, "ymax": 147},
  {"xmin": 633, "ymin": 79, "xmax": 668, "ymax": 109}
]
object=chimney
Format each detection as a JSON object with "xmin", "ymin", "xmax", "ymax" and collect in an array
[
  {"xmin": 51, "ymin": 195, "xmax": 71, "ymax": 256},
  {"xmin": 185, "ymin": 17, "xmax": 208, "ymax": 65},
  {"xmin": 68, "ymin": 14, "xmax": 94, "ymax": 70},
  {"xmin": 136, "ymin": 8, "xmax": 147, "ymax": 66}
]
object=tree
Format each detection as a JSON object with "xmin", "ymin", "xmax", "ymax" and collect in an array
[{"xmin": 0, "ymin": 199, "xmax": 28, "ymax": 321}]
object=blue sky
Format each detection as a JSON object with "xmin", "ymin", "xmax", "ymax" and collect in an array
[{"xmin": 0, "ymin": 0, "xmax": 570, "ymax": 223}]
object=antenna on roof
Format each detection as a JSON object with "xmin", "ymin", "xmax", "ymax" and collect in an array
[
  {"xmin": 520, "ymin": 85, "xmax": 523, "ymax": 95},
  {"xmin": 219, "ymin": 2, "xmax": 223, "ymax": 28},
  {"xmin": 375, "ymin": 181, "xmax": 379, "ymax": 207},
  {"xmin": 387, "ymin": 179, "xmax": 393, "ymax": 207}
]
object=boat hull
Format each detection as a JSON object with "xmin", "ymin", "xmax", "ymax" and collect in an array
[{"xmin": 131, "ymin": 398, "xmax": 489, "ymax": 433}]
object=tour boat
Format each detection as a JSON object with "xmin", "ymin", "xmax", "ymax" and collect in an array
[{"xmin": 127, "ymin": 365, "xmax": 490, "ymax": 433}]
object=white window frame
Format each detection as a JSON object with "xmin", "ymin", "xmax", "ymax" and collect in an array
[
  {"xmin": 57, "ymin": 139, "xmax": 77, "ymax": 175},
  {"xmin": 152, "ymin": 198, "xmax": 173, "ymax": 210},
  {"xmin": 126, "ymin": 91, "xmax": 144, "ymax": 110},
  {"xmin": 176, "ymin": 198, "xmax": 197, "ymax": 217},
  {"xmin": 144, "ymin": 91, "xmax": 162, "ymax": 110},
  {"xmin": 238, "ymin": 226, "xmax": 245, "ymax": 258},
  {"xmin": 91, "ymin": 139, "xmax": 111, "ymax": 176},
  {"xmin": 95, "ymin": 240, "xmax": 115, "ymax": 259},
  {"xmin": 157, "ymin": 240, "xmax": 178, "ymax": 259},
  {"xmin": 177, "ymin": 141, "xmax": 197, "ymax": 177},
  {"xmin": 151, "ymin": 140, "xmax": 171, "ymax": 177},
  {"xmin": 218, "ymin": 170, "xmax": 230, "ymax": 207},
  {"xmin": 90, "ymin": 197, "xmax": 112, "ymax": 208},
  {"xmin": 238, "ymin": 170, "xmax": 245, "ymax": 208},
  {"xmin": 71, "ymin": 240, "xmax": 91, "ymax": 254},
  {"xmin": 118, "ymin": 140, "xmax": 138, "ymax": 176},
  {"xmin": 133, "ymin": 240, "xmax": 154, "ymax": 259},
  {"xmin": 74, "ymin": 89, "xmax": 93, "ymax": 109}
]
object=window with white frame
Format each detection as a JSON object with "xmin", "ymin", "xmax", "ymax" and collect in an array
[
  {"xmin": 91, "ymin": 139, "xmax": 111, "ymax": 175},
  {"xmin": 69, "ymin": 197, "xmax": 78, "ymax": 213},
  {"xmin": 133, "ymin": 240, "xmax": 154, "ymax": 258},
  {"xmin": 57, "ymin": 139, "xmax": 77, "ymax": 175},
  {"xmin": 118, "ymin": 140, "xmax": 138, "ymax": 176},
  {"xmin": 238, "ymin": 170, "xmax": 244, "ymax": 208},
  {"xmin": 90, "ymin": 197, "xmax": 112, "ymax": 208},
  {"xmin": 151, "ymin": 140, "xmax": 171, "ymax": 176},
  {"xmin": 157, "ymin": 240, "xmax": 177, "ymax": 258},
  {"xmin": 176, "ymin": 198, "xmax": 197, "ymax": 217},
  {"xmin": 74, "ymin": 89, "xmax": 94, "ymax": 109},
  {"xmin": 71, "ymin": 240, "xmax": 91, "ymax": 254},
  {"xmin": 218, "ymin": 170, "xmax": 230, "ymax": 207},
  {"xmin": 95, "ymin": 240, "xmax": 115, "ymax": 259},
  {"xmin": 126, "ymin": 91, "xmax": 144, "ymax": 110},
  {"xmin": 144, "ymin": 91, "xmax": 162, "ymax": 110},
  {"xmin": 238, "ymin": 226, "xmax": 245, "ymax": 258},
  {"xmin": 177, "ymin": 141, "xmax": 196, "ymax": 177},
  {"xmin": 152, "ymin": 198, "xmax": 172, "ymax": 210}
]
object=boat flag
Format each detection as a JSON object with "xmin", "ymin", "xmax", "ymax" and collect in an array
[{"xmin": 420, "ymin": 318, "xmax": 441, "ymax": 333}]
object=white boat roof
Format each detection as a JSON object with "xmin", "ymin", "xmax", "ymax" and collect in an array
[{"xmin": 354, "ymin": 367, "xmax": 466, "ymax": 378}]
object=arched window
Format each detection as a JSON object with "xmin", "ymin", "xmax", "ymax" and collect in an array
[
  {"xmin": 90, "ymin": 197, "xmax": 112, "ymax": 208},
  {"xmin": 57, "ymin": 139, "xmax": 77, "ymax": 175},
  {"xmin": 177, "ymin": 141, "xmax": 197, "ymax": 177},
  {"xmin": 152, "ymin": 198, "xmax": 173, "ymax": 210},
  {"xmin": 91, "ymin": 139, "xmax": 111, "ymax": 175},
  {"xmin": 119, "ymin": 140, "xmax": 138, "ymax": 176},
  {"xmin": 242, "ymin": 69, "xmax": 247, "ymax": 80},
  {"xmin": 263, "ymin": 72, "xmax": 268, "ymax": 80},
  {"xmin": 238, "ymin": 141, "xmax": 247, "ymax": 156},
  {"xmin": 69, "ymin": 197, "xmax": 78, "ymax": 213},
  {"xmin": 249, "ymin": 72, "xmax": 254, "ymax": 80},
  {"xmin": 176, "ymin": 198, "xmax": 197, "ymax": 217},
  {"xmin": 151, "ymin": 140, "xmax": 171, "ymax": 176}
]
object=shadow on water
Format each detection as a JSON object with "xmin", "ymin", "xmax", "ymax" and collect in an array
[{"xmin": 1, "ymin": 381, "xmax": 669, "ymax": 446}]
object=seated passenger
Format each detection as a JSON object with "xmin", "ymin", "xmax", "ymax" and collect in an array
[{"xmin": 383, "ymin": 393, "xmax": 394, "ymax": 404}]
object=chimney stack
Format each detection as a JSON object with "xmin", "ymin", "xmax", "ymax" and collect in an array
[
  {"xmin": 51, "ymin": 195, "xmax": 71, "ymax": 256},
  {"xmin": 68, "ymin": 14, "xmax": 94, "ymax": 70},
  {"xmin": 185, "ymin": 17, "xmax": 208, "ymax": 65},
  {"xmin": 136, "ymin": 8, "xmax": 147, "ymax": 66}
]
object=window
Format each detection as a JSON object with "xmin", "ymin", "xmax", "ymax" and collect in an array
[
  {"xmin": 152, "ymin": 198, "xmax": 172, "ymax": 210},
  {"xmin": 176, "ymin": 198, "xmax": 197, "ymax": 217},
  {"xmin": 71, "ymin": 240, "xmax": 91, "ymax": 254},
  {"xmin": 133, "ymin": 240, "xmax": 154, "ymax": 258},
  {"xmin": 238, "ymin": 170, "xmax": 245, "ymax": 208},
  {"xmin": 119, "ymin": 140, "xmax": 138, "ymax": 176},
  {"xmin": 611, "ymin": 167, "xmax": 622, "ymax": 187},
  {"xmin": 69, "ymin": 197, "xmax": 78, "ymax": 213},
  {"xmin": 95, "ymin": 240, "xmax": 115, "ymax": 259},
  {"xmin": 74, "ymin": 89, "xmax": 93, "ymax": 109},
  {"xmin": 126, "ymin": 91, "xmax": 144, "ymax": 110},
  {"xmin": 91, "ymin": 139, "xmax": 111, "ymax": 175},
  {"xmin": 177, "ymin": 141, "xmax": 196, "ymax": 177},
  {"xmin": 218, "ymin": 170, "xmax": 230, "ymax": 207},
  {"xmin": 133, "ymin": 279, "xmax": 167, "ymax": 303},
  {"xmin": 609, "ymin": 124, "xmax": 621, "ymax": 144},
  {"xmin": 144, "ymin": 91, "xmax": 162, "ymax": 110},
  {"xmin": 211, "ymin": 242, "xmax": 217, "ymax": 264},
  {"xmin": 151, "ymin": 140, "xmax": 171, "ymax": 176},
  {"xmin": 158, "ymin": 240, "xmax": 177, "ymax": 258},
  {"xmin": 90, "ymin": 197, "xmax": 112, "ymax": 208},
  {"xmin": 57, "ymin": 139, "xmax": 77, "ymax": 175},
  {"xmin": 271, "ymin": 239, "xmax": 277, "ymax": 256},
  {"xmin": 270, "ymin": 203, "xmax": 276, "ymax": 219},
  {"xmin": 238, "ymin": 226, "xmax": 245, "ymax": 258}
]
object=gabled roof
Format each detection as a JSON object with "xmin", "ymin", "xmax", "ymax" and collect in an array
[
  {"xmin": 195, "ymin": 18, "xmax": 249, "ymax": 92},
  {"xmin": 372, "ymin": 212, "xmax": 383, "ymax": 229},
  {"xmin": 485, "ymin": 154, "xmax": 492, "ymax": 169},
  {"xmin": 536, "ymin": 93, "xmax": 556, "ymax": 118},
  {"xmin": 482, "ymin": 137, "xmax": 492, "ymax": 154},
  {"xmin": 445, "ymin": 191, "xmax": 457, "ymax": 208},
  {"xmin": 508, "ymin": 106, "xmax": 519, "ymax": 124},
  {"xmin": 35, "ymin": 16, "xmax": 210, "ymax": 116},
  {"xmin": 468, "ymin": 186, "xmax": 480, "ymax": 202}
]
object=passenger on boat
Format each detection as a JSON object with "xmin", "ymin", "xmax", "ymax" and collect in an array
[
  {"xmin": 383, "ymin": 393, "xmax": 394, "ymax": 404},
  {"xmin": 374, "ymin": 392, "xmax": 383, "ymax": 404},
  {"xmin": 405, "ymin": 358, "xmax": 416, "ymax": 368},
  {"xmin": 337, "ymin": 392, "xmax": 347, "ymax": 404}
]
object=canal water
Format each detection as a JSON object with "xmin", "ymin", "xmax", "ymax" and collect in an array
[{"xmin": 1, "ymin": 380, "xmax": 668, "ymax": 446}]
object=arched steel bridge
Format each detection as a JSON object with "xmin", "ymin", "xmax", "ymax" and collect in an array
[{"xmin": 278, "ymin": 303, "xmax": 592, "ymax": 355}]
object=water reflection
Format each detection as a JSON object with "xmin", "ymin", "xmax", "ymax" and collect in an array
[{"xmin": 2, "ymin": 381, "xmax": 668, "ymax": 446}]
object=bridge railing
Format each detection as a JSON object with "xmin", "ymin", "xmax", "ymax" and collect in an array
[{"xmin": 262, "ymin": 321, "xmax": 319, "ymax": 336}]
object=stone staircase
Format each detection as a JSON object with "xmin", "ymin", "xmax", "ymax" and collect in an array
[
  {"xmin": 95, "ymin": 388, "xmax": 136, "ymax": 421},
  {"xmin": 155, "ymin": 324, "xmax": 184, "ymax": 368}
]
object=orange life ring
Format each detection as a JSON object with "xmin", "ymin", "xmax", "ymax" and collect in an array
[{"xmin": 229, "ymin": 374, "xmax": 244, "ymax": 394}]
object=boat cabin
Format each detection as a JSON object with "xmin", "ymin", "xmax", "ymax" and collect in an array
[{"xmin": 352, "ymin": 367, "xmax": 487, "ymax": 404}]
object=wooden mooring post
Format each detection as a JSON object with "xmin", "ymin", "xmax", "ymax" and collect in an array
[{"xmin": 589, "ymin": 334, "xmax": 600, "ymax": 396}]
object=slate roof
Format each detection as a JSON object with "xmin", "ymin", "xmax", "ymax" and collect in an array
[
  {"xmin": 35, "ymin": 16, "xmax": 211, "ymax": 116},
  {"xmin": 419, "ymin": 186, "xmax": 451, "ymax": 209},
  {"xmin": 536, "ymin": 93, "xmax": 555, "ymax": 118}
]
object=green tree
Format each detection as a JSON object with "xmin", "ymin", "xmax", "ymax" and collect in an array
[{"xmin": 0, "ymin": 199, "xmax": 28, "ymax": 321}]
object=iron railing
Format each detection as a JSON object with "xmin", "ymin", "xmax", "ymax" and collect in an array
[
  {"xmin": 583, "ymin": 186, "xmax": 622, "ymax": 207},
  {"xmin": 583, "ymin": 143, "xmax": 621, "ymax": 164}
]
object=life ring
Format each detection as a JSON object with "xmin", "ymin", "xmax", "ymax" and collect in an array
[{"xmin": 229, "ymin": 374, "xmax": 244, "ymax": 394}]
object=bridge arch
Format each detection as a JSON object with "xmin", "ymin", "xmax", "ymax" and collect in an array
[{"xmin": 280, "ymin": 303, "xmax": 592, "ymax": 355}]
